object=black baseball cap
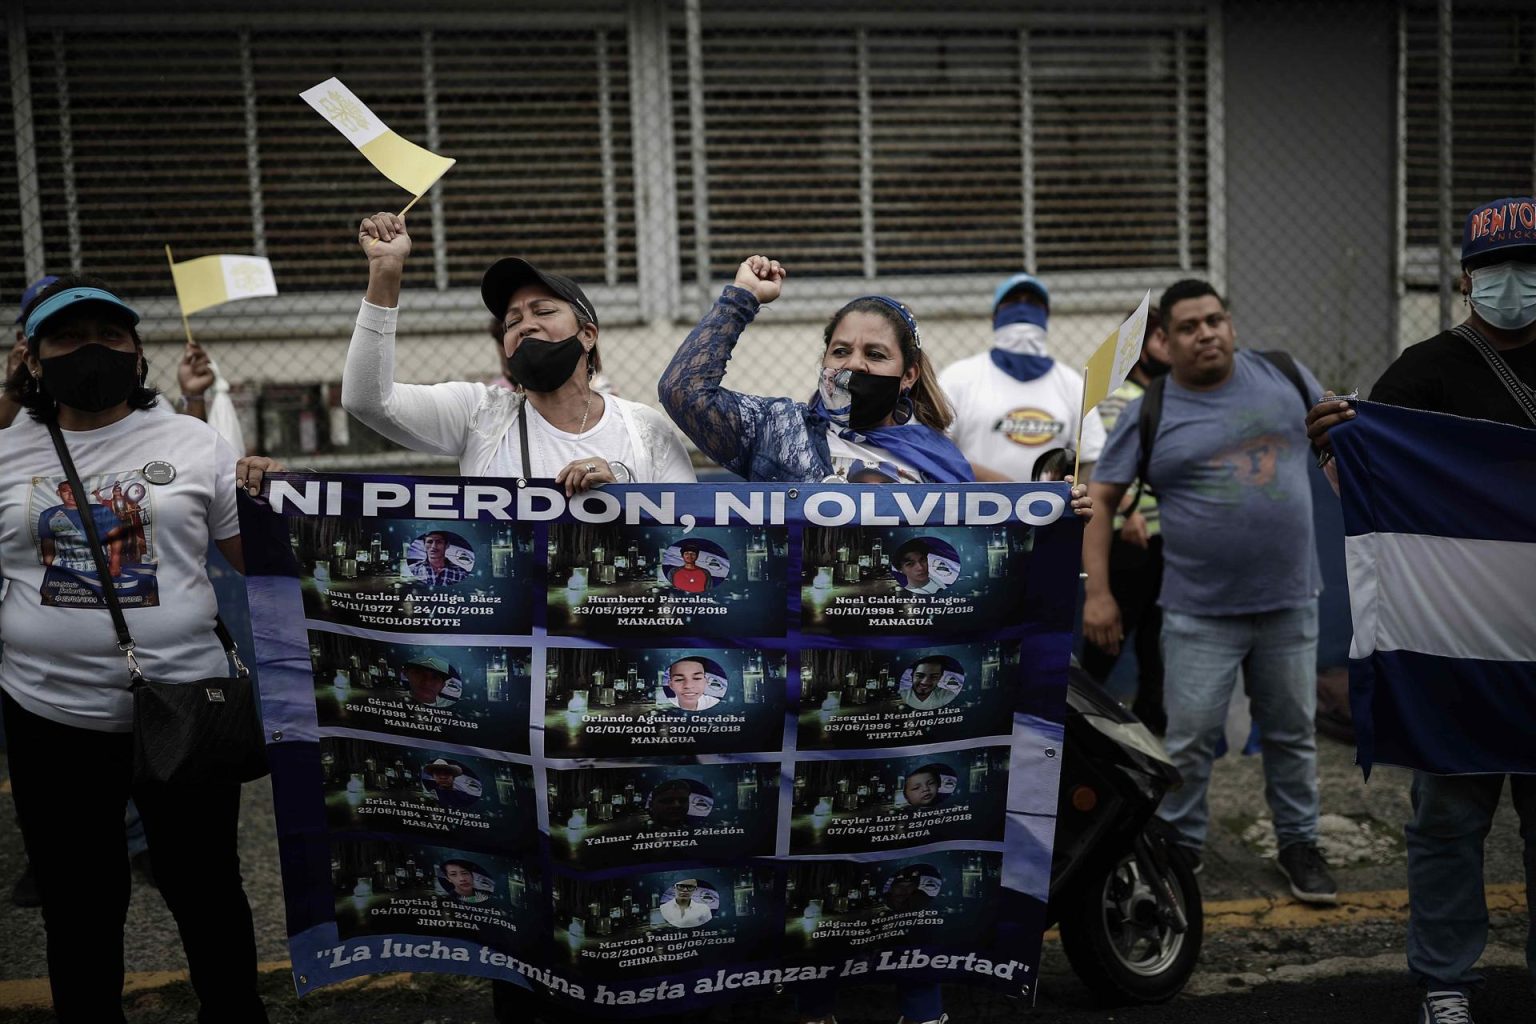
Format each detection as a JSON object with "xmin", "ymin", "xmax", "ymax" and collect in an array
[{"xmin": 481, "ymin": 257, "xmax": 598, "ymax": 327}]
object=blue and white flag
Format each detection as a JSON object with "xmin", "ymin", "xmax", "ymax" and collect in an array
[{"xmin": 1333, "ymin": 401, "xmax": 1536, "ymax": 777}]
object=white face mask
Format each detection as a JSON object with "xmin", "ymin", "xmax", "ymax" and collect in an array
[
  {"xmin": 992, "ymin": 321, "xmax": 1049, "ymax": 356},
  {"xmin": 1469, "ymin": 261, "xmax": 1536, "ymax": 331}
]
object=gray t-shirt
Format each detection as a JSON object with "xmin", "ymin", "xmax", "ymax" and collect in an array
[{"xmin": 1095, "ymin": 350, "xmax": 1323, "ymax": 616}]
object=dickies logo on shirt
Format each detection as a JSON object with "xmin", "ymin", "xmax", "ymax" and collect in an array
[{"xmin": 993, "ymin": 407, "xmax": 1066, "ymax": 447}]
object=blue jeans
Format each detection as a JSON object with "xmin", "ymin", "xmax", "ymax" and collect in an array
[
  {"xmin": 1406, "ymin": 772, "xmax": 1536, "ymax": 993},
  {"xmin": 1156, "ymin": 601, "xmax": 1320, "ymax": 850}
]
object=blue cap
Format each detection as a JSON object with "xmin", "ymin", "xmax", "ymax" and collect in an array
[
  {"xmin": 14, "ymin": 275, "xmax": 58, "ymax": 324},
  {"xmin": 22, "ymin": 286, "xmax": 141, "ymax": 349},
  {"xmin": 992, "ymin": 273, "xmax": 1050, "ymax": 313},
  {"xmin": 1461, "ymin": 197, "xmax": 1536, "ymax": 267}
]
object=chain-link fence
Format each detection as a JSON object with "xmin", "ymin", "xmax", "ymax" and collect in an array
[{"xmin": 2, "ymin": 0, "xmax": 1531, "ymax": 469}]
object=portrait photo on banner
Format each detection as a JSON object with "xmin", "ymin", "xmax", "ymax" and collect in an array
[
  {"xmin": 307, "ymin": 632, "xmax": 531, "ymax": 752},
  {"xmin": 291, "ymin": 516, "xmax": 535, "ymax": 634},
  {"xmin": 789, "ymin": 746, "xmax": 1011, "ymax": 855},
  {"xmin": 797, "ymin": 641, "xmax": 1020, "ymax": 750},
  {"xmin": 784, "ymin": 850, "xmax": 1003, "ymax": 956},
  {"xmin": 328, "ymin": 838, "xmax": 544, "ymax": 953},
  {"xmin": 800, "ymin": 525, "xmax": 1036, "ymax": 636},
  {"xmin": 543, "ymin": 646, "xmax": 787, "ymax": 757},
  {"xmin": 546, "ymin": 523, "xmax": 787, "ymax": 638},
  {"xmin": 550, "ymin": 866, "xmax": 779, "ymax": 978},
  {"xmin": 545, "ymin": 763, "xmax": 780, "ymax": 869},
  {"xmin": 319, "ymin": 736, "xmax": 537, "ymax": 850}
]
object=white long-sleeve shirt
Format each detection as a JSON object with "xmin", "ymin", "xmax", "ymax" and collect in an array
[{"xmin": 342, "ymin": 300, "xmax": 696, "ymax": 483}]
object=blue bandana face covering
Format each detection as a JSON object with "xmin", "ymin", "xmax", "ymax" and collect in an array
[
  {"xmin": 990, "ymin": 303, "xmax": 1054, "ymax": 382},
  {"xmin": 1469, "ymin": 261, "xmax": 1536, "ymax": 330}
]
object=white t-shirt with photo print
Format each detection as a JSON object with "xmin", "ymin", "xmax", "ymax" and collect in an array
[{"xmin": 0, "ymin": 406, "xmax": 240, "ymax": 732}]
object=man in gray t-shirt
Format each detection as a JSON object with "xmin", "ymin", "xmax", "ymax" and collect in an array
[{"xmin": 1083, "ymin": 279, "xmax": 1337, "ymax": 906}]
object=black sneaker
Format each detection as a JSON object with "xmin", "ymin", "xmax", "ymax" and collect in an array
[
  {"xmin": 1276, "ymin": 842, "xmax": 1338, "ymax": 904},
  {"xmin": 10, "ymin": 862, "xmax": 41, "ymax": 908},
  {"xmin": 1175, "ymin": 845, "xmax": 1203, "ymax": 875},
  {"xmin": 1419, "ymin": 989, "xmax": 1472, "ymax": 1023}
]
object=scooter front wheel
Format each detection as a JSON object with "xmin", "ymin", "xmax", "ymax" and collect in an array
[{"xmin": 1057, "ymin": 826, "xmax": 1204, "ymax": 1004}]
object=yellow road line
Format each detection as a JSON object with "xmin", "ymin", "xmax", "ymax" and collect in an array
[
  {"xmin": 1201, "ymin": 882, "xmax": 1527, "ymax": 932},
  {"xmin": 0, "ymin": 885, "xmax": 1526, "ymax": 1009}
]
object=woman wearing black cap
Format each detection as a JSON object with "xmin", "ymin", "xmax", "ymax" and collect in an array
[
  {"xmin": 0, "ymin": 274, "xmax": 274, "ymax": 1023},
  {"xmin": 348, "ymin": 216, "xmax": 699, "ymax": 1024},
  {"xmin": 345, "ymin": 212, "xmax": 695, "ymax": 495}
]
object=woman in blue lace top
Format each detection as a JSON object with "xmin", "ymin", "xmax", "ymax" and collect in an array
[
  {"xmin": 661, "ymin": 256, "xmax": 1091, "ymax": 1024},
  {"xmin": 660, "ymin": 255, "xmax": 976, "ymax": 486}
]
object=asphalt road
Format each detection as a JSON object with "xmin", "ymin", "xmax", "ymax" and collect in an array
[{"xmin": 1, "ymin": 733, "xmax": 1530, "ymax": 1022}]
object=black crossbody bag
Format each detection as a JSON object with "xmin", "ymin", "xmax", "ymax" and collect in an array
[{"xmin": 45, "ymin": 419, "xmax": 269, "ymax": 786}]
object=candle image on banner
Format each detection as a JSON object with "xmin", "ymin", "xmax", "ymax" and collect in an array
[
  {"xmin": 307, "ymin": 634, "xmax": 531, "ymax": 752},
  {"xmin": 329, "ymin": 839, "xmax": 542, "ymax": 952},
  {"xmin": 801, "ymin": 525, "xmax": 1038, "ymax": 636},
  {"xmin": 320, "ymin": 738, "xmax": 537, "ymax": 849},
  {"xmin": 551, "ymin": 866, "xmax": 779, "ymax": 979},
  {"xmin": 543, "ymin": 647, "xmax": 787, "ymax": 757},
  {"xmin": 797, "ymin": 641, "xmax": 1019, "ymax": 751},
  {"xmin": 546, "ymin": 524, "xmax": 787, "ymax": 638},
  {"xmin": 785, "ymin": 851, "xmax": 1006, "ymax": 957},
  {"xmin": 546, "ymin": 764, "xmax": 778, "ymax": 869},
  {"xmin": 789, "ymin": 747, "xmax": 1009, "ymax": 855},
  {"xmin": 293, "ymin": 518, "xmax": 534, "ymax": 634}
]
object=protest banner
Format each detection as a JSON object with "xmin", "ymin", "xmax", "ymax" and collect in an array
[{"xmin": 242, "ymin": 477, "xmax": 1080, "ymax": 1014}]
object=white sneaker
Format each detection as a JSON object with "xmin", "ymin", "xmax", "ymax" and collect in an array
[{"xmin": 1420, "ymin": 990, "xmax": 1472, "ymax": 1024}]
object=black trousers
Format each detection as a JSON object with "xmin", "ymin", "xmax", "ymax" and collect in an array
[
  {"xmin": 2, "ymin": 690, "xmax": 267, "ymax": 1024},
  {"xmin": 1081, "ymin": 534, "xmax": 1166, "ymax": 732}
]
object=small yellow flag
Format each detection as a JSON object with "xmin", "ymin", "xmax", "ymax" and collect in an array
[
  {"xmin": 169, "ymin": 253, "xmax": 277, "ymax": 317},
  {"xmin": 300, "ymin": 77, "xmax": 455, "ymax": 198},
  {"xmin": 1081, "ymin": 289, "xmax": 1153, "ymax": 415}
]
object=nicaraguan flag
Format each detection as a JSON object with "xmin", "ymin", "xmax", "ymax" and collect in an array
[{"xmin": 1333, "ymin": 401, "xmax": 1536, "ymax": 777}]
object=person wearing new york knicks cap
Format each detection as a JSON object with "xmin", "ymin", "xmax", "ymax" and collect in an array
[
  {"xmin": 1306, "ymin": 196, "xmax": 1536, "ymax": 1024},
  {"xmin": 344, "ymin": 213, "xmax": 694, "ymax": 494}
]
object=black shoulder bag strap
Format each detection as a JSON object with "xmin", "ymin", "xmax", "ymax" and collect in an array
[
  {"xmin": 44, "ymin": 418, "xmax": 243, "ymax": 686},
  {"xmin": 517, "ymin": 399, "xmax": 533, "ymax": 486},
  {"xmin": 1454, "ymin": 323, "xmax": 1536, "ymax": 427}
]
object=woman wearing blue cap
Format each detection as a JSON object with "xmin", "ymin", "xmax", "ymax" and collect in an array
[
  {"xmin": 660, "ymin": 256, "xmax": 1092, "ymax": 1024},
  {"xmin": 0, "ymin": 274, "xmax": 273, "ymax": 1022}
]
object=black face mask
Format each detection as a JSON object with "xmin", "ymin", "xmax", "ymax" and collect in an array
[
  {"xmin": 39, "ymin": 344, "xmax": 141, "ymax": 412},
  {"xmin": 507, "ymin": 335, "xmax": 586, "ymax": 393},
  {"xmin": 822, "ymin": 368, "xmax": 905, "ymax": 431}
]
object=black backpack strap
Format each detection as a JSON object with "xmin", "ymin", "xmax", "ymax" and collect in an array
[
  {"xmin": 1134, "ymin": 374, "xmax": 1167, "ymax": 492},
  {"xmin": 1255, "ymin": 349, "xmax": 1315, "ymax": 412}
]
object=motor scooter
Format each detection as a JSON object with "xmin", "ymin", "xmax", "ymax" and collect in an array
[{"xmin": 1032, "ymin": 446, "xmax": 1202, "ymax": 1004}]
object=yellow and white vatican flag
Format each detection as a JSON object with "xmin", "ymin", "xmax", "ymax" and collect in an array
[
  {"xmin": 300, "ymin": 77, "xmax": 455, "ymax": 201},
  {"xmin": 1080, "ymin": 289, "xmax": 1152, "ymax": 417},
  {"xmin": 168, "ymin": 250, "xmax": 278, "ymax": 317}
]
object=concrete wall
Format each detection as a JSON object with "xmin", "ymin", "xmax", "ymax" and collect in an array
[{"xmin": 1222, "ymin": 0, "xmax": 1399, "ymax": 391}]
